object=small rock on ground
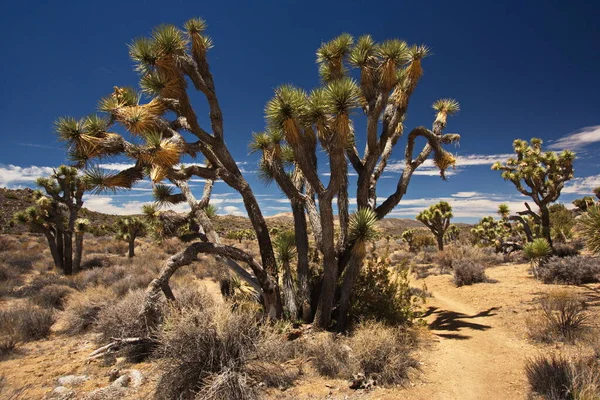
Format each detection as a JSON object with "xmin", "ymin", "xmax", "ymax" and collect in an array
[{"xmin": 57, "ymin": 375, "xmax": 89, "ymax": 387}]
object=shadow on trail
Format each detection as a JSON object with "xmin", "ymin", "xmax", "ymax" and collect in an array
[{"xmin": 424, "ymin": 306, "xmax": 500, "ymax": 340}]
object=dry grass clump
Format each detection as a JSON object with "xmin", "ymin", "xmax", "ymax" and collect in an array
[
  {"xmin": 32, "ymin": 284, "xmax": 75, "ymax": 309},
  {"xmin": 436, "ymin": 245, "xmax": 503, "ymax": 273},
  {"xmin": 537, "ymin": 256, "xmax": 600, "ymax": 285},
  {"xmin": 453, "ymin": 259, "xmax": 488, "ymax": 287},
  {"xmin": 525, "ymin": 353, "xmax": 600, "ymax": 400},
  {"xmin": 0, "ymin": 302, "xmax": 55, "ymax": 351},
  {"xmin": 14, "ymin": 272, "xmax": 77, "ymax": 298},
  {"xmin": 154, "ymin": 305, "xmax": 262, "ymax": 400},
  {"xmin": 62, "ymin": 286, "xmax": 115, "ymax": 335},
  {"xmin": 527, "ymin": 290, "xmax": 588, "ymax": 343},
  {"xmin": 3, "ymin": 250, "xmax": 41, "ymax": 272},
  {"xmin": 195, "ymin": 369, "xmax": 258, "ymax": 400},
  {"xmin": 303, "ymin": 332, "xmax": 351, "ymax": 378},
  {"xmin": 348, "ymin": 321, "xmax": 418, "ymax": 386}
]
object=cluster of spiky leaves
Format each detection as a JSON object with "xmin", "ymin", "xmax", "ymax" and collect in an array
[
  {"xmin": 492, "ymin": 138, "xmax": 575, "ymax": 203},
  {"xmin": 444, "ymin": 224, "xmax": 460, "ymax": 242},
  {"xmin": 115, "ymin": 216, "xmax": 147, "ymax": 241},
  {"xmin": 578, "ymin": 206, "xmax": 600, "ymax": 254},
  {"xmin": 274, "ymin": 231, "xmax": 297, "ymax": 266},
  {"xmin": 471, "ymin": 216, "xmax": 512, "ymax": 248},
  {"xmin": 348, "ymin": 208, "xmax": 379, "ymax": 243},
  {"xmin": 523, "ymin": 238, "xmax": 552, "ymax": 268}
]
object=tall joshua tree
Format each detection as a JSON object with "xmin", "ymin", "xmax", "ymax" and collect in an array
[
  {"xmin": 13, "ymin": 166, "xmax": 88, "ymax": 275},
  {"xmin": 115, "ymin": 216, "xmax": 147, "ymax": 257},
  {"xmin": 55, "ymin": 18, "xmax": 461, "ymax": 329},
  {"xmin": 273, "ymin": 231, "xmax": 298, "ymax": 319},
  {"xmin": 416, "ymin": 201, "xmax": 453, "ymax": 250},
  {"xmin": 492, "ymin": 138, "xmax": 575, "ymax": 248}
]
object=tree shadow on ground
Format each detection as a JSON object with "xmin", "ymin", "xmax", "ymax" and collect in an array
[{"xmin": 423, "ymin": 306, "xmax": 500, "ymax": 340}]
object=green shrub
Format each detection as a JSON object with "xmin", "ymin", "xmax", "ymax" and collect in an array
[
  {"xmin": 578, "ymin": 205, "xmax": 600, "ymax": 254},
  {"xmin": 350, "ymin": 249, "xmax": 423, "ymax": 326}
]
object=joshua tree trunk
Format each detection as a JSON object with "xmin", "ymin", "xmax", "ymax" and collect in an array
[
  {"xmin": 282, "ymin": 260, "xmax": 298, "ymax": 319},
  {"xmin": 291, "ymin": 201, "xmax": 311, "ymax": 321},
  {"xmin": 336, "ymin": 243, "xmax": 366, "ymax": 332},
  {"xmin": 73, "ymin": 231, "xmax": 84, "ymax": 273},
  {"xmin": 128, "ymin": 237, "xmax": 135, "ymax": 258},
  {"xmin": 43, "ymin": 231, "xmax": 62, "ymax": 271},
  {"xmin": 436, "ymin": 234, "xmax": 444, "ymax": 251},
  {"xmin": 540, "ymin": 206, "xmax": 552, "ymax": 248},
  {"xmin": 63, "ymin": 232, "xmax": 73, "ymax": 275},
  {"xmin": 313, "ymin": 198, "xmax": 337, "ymax": 329}
]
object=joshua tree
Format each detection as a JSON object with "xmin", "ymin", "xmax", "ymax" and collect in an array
[
  {"xmin": 55, "ymin": 18, "xmax": 461, "ymax": 329},
  {"xmin": 523, "ymin": 238, "xmax": 552, "ymax": 278},
  {"xmin": 401, "ymin": 229, "xmax": 416, "ymax": 252},
  {"xmin": 416, "ymin": 201, "xmax": 453, "ymax": 250},
  {"xmin": 273, "ymin": 231, "xmax": 298, "ymax": 319},
  {"xmin": 497, "ymin": 203, "xmax": 510, "ymax": 220},
  {"xmin": 115, "ymin": 217, "xmax": 147, "ymax": 257},
  {"xmin": 13, "ymin": 166, "xmax": 88, "ymax": 275},
  {"xmin": 444, "ymin": 224, "xmax": 460, "ymax": 244},
  {"xmin": 492, "ymin": 138, "xmax": 575, "ymax": 248}
]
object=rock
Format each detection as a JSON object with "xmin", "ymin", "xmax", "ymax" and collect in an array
[
  {"xmin": 47, "ymin": 386, "xmax": 75, "ymax": 400},
  {"xmin": 57, "ymin": 375, "xmax": 89, "ymax": 387},
  {"xmin": 349, "ymin": 373, "xmax": 376, "ymax": 390},
  {"xmin": 84, "ymin": 386, "xmax": 127, "ymax": 400},
  {"xmin": 107, "ymin": 368, "xmax": 120, "ymax": 382},
  {"xmin": 111, "ymin": 375, "xmax": 131, "ymax": 388}
]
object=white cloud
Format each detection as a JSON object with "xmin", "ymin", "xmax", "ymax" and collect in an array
[
  {"xmin": 0, "ymin": 164, "xmax": 54, "ymax": 188},
  {"xmin": 385, "ymin": 153, "xmax": 512, "ymax": 177},
  {"xmin": 98, "ymin": 163, "xmax": 135, "ymax": 171},
  {"xmin": 83, "ymin": 195, "xmax": 190, "ymax": 215},
  {"xmin": 452, "ymin": 191, "xmax": 481, "ymax": 198},
  {"xmin": 562, "ymin": 174, "xmax": 600, "ymax": 195},
  {"xmin": 549, "ymin": 126, "xmax": 600, "ymax": 150},
  {"xmin": 220, "ymin": 206, "xmax": 246, "ymax": 217}
]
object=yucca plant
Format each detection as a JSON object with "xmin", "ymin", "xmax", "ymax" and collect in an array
[
  {"xmin": 578, "ymin": 205, "xmax": 600, "ymax": 254},
  {"xmin": 115, "ymin": 217, "xmax": 147, "ymax": 257},
  {"xmin": 523, "ymin": 238, "xmax": 553, "ymax": 278},
  {"xmin": 274, "ymin": 231, "xmax": 298, "ymax": 319},
  {"xmin": 416, "ymin": 201, "xmax": 453, "ymax": 250},
  {"xmin": 492, "ymin": 139, "xmax": 575, "ymax": 248}
]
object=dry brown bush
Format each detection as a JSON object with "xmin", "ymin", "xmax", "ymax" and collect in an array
[
  {"xmin": 14, "ymin": 273, "xmax": 77, "ymax": 298},
  {"xmin": 194, "ymin": 369, "xmax": 257, "ymax": 400},
  {"xmin": 0, "ymin": 302, "xmax": 55, "ymax": 348},
  {"xmin": 302, "ymin": 332, "xmax": 351, "ymax": 378},
  {"xmin": 527, "ymin": 290, "xmax": 588, "ymax": 343},
  {"xmin": 62, "ymin": 286, "xmax": 115, "ymax": 335},
  {"xmin": 453, "ymin": 259, "xmax": 488, "ymax": 287},
  {"xmin": 436, "ymin": 245, "xmax": 503, "ymax": 273},
  {"xmin": 32, "ymin": 284, "xmax": 75, "ymax": 309},
  {"xmin": 348, "ymin": 321, "xmax": 418, "ymax": 386}
]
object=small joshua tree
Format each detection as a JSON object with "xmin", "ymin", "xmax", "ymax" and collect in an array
[
  {"xmin": 273, "ymin": 231, "xmax": 298, "ymax": 318},
  {"xmin": 492, "ymin": 138, "xmax": 575, "ymax": 248},
  {"xmin": 115, "ymin": 217, "xmax": 147, "ymax": 258},
  {"xmin": 416, "ymin": 201, "xmax": 453, "ymax": 250},
  {"xmin": 444, "ymin": 224, "xmax": 460, "ymax": 244},
  {"xmin": 401, "ymin": 229, "xmax": 416, "ymax": 252},
  {"xmin": 13, "ymin": 166, "xmax": 88, "ymax": 275}
]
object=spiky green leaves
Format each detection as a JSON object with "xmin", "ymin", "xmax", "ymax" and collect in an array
[
  {"xmin": 184, "ymin": 18, "xmax": 208, "ymax": 34},
  {"xmin": 129, "ymin": 37, "xmax": 158, "ymax": 74},
  {"xmin": 152, "ymin": 25, "xmax": 187, "ymax": 56},
  {"xmin": 55, "ymin": 117, "xmax": 84, "ymax": 145},
  {"xmin": 349, "ymin": 35, "xmax": 376, "ymax": 67},
  {"xmin": 348, "ymin": 208, "xmax": 378, "ymax": 243},
  {"xmin": 75, "ymin": 218, "xmax": 90, "ymax": 233},
  {"xmin": 274, "ymin": 230, "xmax": 297, "ymax": 265},
  {"xmin": 317, "ymin": 33, "xmax": 353, "ymax": 83},
  {"xmin": 265, "ymin": 85, "xmax": 307, "ymax": 129},
  {"xmin": 324, "ymin": 78, "xmax": 360, "ymax": 116},
  {"xmin": 115, "ymin": 216, "xmax": 147, "ymax": 241},
  {"xmin": 523, "ymin": 238, "xmax": 552, "ymax": 264},
  {"xmin": 432, "ymin": 98, "xmax": 460, "ymax": 116},
  {"xmin": 578, "ymin": 206, "xmax": 600, "ymax": 254},
  {"xmin": 153, "ymin": 184, "xmax": 175, "ymax": 207},
  {"xmin": 497, "ymin": 204, "xmax": 510, "ymax": 219}
]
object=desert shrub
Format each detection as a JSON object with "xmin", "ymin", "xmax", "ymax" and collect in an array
[
  {"xmin": 524, "ymin": 238, "xmax": 553, "ymax": 278},
  {"xmin": 412, "ymin": 234, "xmax": 436, "ymax": 252},
  {"xmin": 303, "ymin": 333, "xmax": 350, "ymax": 378},
  {"xmin": 526, "ymin": 354, "xmax": 573, "ymax": 399},
  {"xmin": 0, "ymin": 303, "xmax": 55, "ymax": 344},
  {"xmin": 172, "ymin": 283, "xmax": 216, "ymax": 311},
  {"xmin": 14, "ymin": 273, "xmax": 77, "ymax": 297},
  {"xmin": 0, "ymin": 235, "xmax": 18, "ymax": 252},
  {"xmin": 578, "ymin": 205, "xmax": 600, "ymax": 254},
  {"xmin": 537, "ymin": 256, "xmax": 600, "ymax": 285},
  {"xmin": 32, "ymin": 284, "xmax": 75, "ymax": 309},
  {"xmin": 350, "ymin": 255, "xmax": 423, "ymax": 326},
  {"xmin": 419, "ymin": 245, "xmax": 437, "ymax": 263},
  {"xmin": 528, "ymin": 291, "xmax": 588, "ymax": 343},
  {"xmin": 0, "ymin": 311, "xmax": 20, "ymax": 354},
  {"xmin": 349, "ymin": 321, "xmax": 418, "ymax": 386},
  {"xmin": 62, "ymin": 286, "xmax": 115, "ymax": 335},
  {"xmin": 109, "ymin": 272, "xmax": 155, "ymax": 297},
  {"xmin": 95, "ymin": 289, "xmax": 154, "ymax": 361},
  {"xmin": 162, "ymin": 237, "xmax": 184, "ymax": 255},
  {"xmin": 453, "ymin": 259, "xmax": 487, "ymax": 287},
  {"xmin": 553, "ymin": 243, "xmax": 580, "ymax": 258},
  {"xmin": 155, "ymin": 305, "xmax": 262, "ymax": 400},
  {"xmin": 3, "ymin": 251, "xmax": 41, "ymax": 272},
  {"xmin": 436, "ymin": 245, "xmax": 504, "ymax": 273},
  {"xmin": 102, "ymin": 240, "xmax": 129, "ymax": 255}
]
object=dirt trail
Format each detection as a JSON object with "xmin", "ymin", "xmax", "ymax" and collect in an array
[{"xmin": 393, "ymin": 289, "xmax": 531, "ymax": 400}]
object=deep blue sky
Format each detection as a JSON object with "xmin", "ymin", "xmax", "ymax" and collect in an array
[{"xmin": 1, "ymin": 0, "xmax": 599, "ymax": 221}]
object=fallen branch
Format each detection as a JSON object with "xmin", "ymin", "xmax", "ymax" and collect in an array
[{"xmin": 88, "ymin": 337, "xmax": 159, "ymax": 361}]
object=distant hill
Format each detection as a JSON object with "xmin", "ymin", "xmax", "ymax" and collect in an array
[{"xmin": 1, "ymin": 188, "xmax": 470, "ymax": 236}]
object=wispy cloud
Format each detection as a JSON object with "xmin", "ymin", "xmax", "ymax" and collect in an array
[
  {"xmin": 219, "ymin": 205, "xmax": 245, "ymax": 217},
  {"xmin": 562, "ymin": 174, "xmax": 600, "ymax": 195},
  {"xmin": 16, "ymin": 142, "xmax": 62, "ymax": 150},
  {"xmin": 0, "ymin": 164, "xmax": 54, "ymax": 188},
  {"xmin": 549, "ymin": 126, "xmax": 600, "ymax": 150},
  {"xmin": 82, "ymin": 195, "xmax": 190, "ymax": 215},
  {"xmin": 386, "ymin": 153, "xmax": 512, "ymax": 177},
  {"xmin": 98, "ymin": 163, "xmax": 136, "ymax": 171}
]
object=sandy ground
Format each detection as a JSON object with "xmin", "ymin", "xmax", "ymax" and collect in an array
[{"xmin": 2, "ymin": 262, "xmax": 599, "ymax": 399}]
